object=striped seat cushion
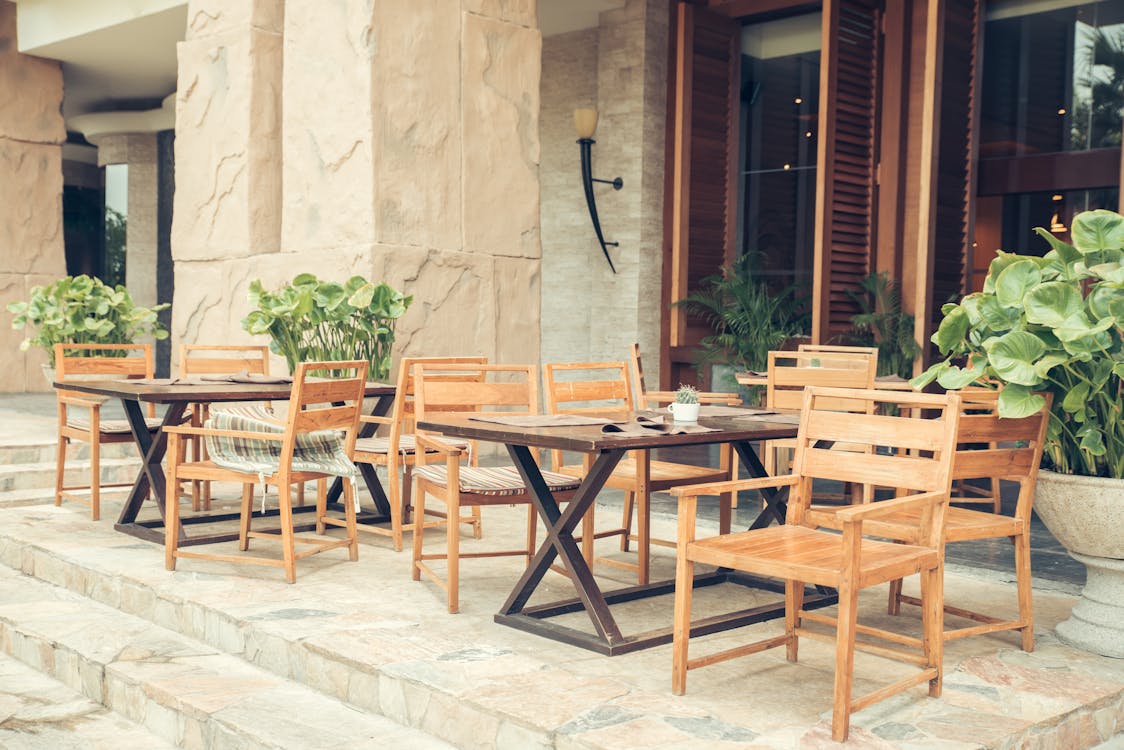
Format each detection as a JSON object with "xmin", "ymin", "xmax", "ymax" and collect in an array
[
  {"xmin": 353, "ymin": 434, "xmax": 469, "ymax": 455},
  {"xmin": 68, "ymin": 416, "xmax": 163, "ymax": 434},
  {"xmin": 204, "ymin": 405, "xmax": 358, "ymax": 479},
  {"xmin": 413, "ymin": 465, "xmax": 580, "ymax": 496}
]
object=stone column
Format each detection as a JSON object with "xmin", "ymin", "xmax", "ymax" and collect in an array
[
  {"xmin": 0, "ymin": 0, "xmax": 66, "ymax": 392},
  {"xmin": 171, "ymin": 0, "xmax": 283, "ymax": 362},
  {"xmin": 98, "ymin": 134, "xmax": 159, "ymax": 310}
]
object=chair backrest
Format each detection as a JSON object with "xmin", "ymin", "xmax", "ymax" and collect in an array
[
  {"xmin": 280, "ymin": 360, "xmax": 368, "ymax": 466},
  {"xmin": 628, "ymin": 343, "xmax": 741, "ymax": 409},
  {"xmin": 953, "ymin": 390, "xmax": 1051, "ymax": 524},
  {"xmin": 766, "ymin": 350, "xmax": 877, "ymax": 412},
  {"xmin": 385, "ymin": 356, "xmax": 488, "ymax": 455},
  {"xmin": 55, "ymin": 343, "xmax": 153, "ymax": 381},
  {"xmin": 797, "ymin": 344, "xmax": 879, "ymax": 361},
  {"xmin": 544, "ymin": 361, "xmax": 634, "ymax": 416},
  {"xmin": 789, "ymin": 387, "xmax": 962, "ymax": 548},
  {"xmin": 180, "ymin": 344, "xmax": 270, "ymax": 377}
]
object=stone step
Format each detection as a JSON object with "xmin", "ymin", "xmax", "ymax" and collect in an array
[
  {"xmin": 0, "ymin": 650, "xmax": 177, "ymax": 749},
  {"xmin": 0, "ymin": 562, "xmax": 455, "ymax": 750},
  {"xmin": 0, "ymin": 439, "xmax": 137, "ymax": 465},
  {"xmin": 0, "ymin": 458, "xmax": 141, "ymax": 493}
]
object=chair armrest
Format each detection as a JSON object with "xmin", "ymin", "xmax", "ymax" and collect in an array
[
  {"xmin": 415, "ymin": 433, "xmax": 465, "ymax": 457},
  {"xmin": 57, "ymin": 393, "xmax": 107, "ymax": 410},
  {"xmin": 359, "ymin": 414, "xmax": 392, "ymax": 426},
  {"xmin": 670, "ymin": 473, "xmax": 798, "ymax": 499},
  {"xmin": 163, "ymin": 424, "xmax": 285, "ymax": 442},
  {"xmin": 833, "ymin": 490, "xmax": 946, "ymax": 523}
]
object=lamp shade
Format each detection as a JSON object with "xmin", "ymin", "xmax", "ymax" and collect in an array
[{"xmin": 574, "ymin": 108, "xmax": 599, "ymax": 139}]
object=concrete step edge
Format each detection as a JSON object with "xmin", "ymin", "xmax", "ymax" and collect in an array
[{"xmin": 0, "ymin": 561, "xmax": 455, "ymax": 750}]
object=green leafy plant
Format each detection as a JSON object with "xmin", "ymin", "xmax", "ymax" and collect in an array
[
  {"xmin": 242, "ymin": 273, "xmax": 412, "ymax": 379},
  {"xmin": 913, "ymin": 209, "xmax": 1124, "ymax": 479},
  {"xmin": 7, "ymin": 275, "xmax": 169, "ymax": 366},
  {"xmin": 847, "ymin": 271, "xmax": 921, "ymax": 378},
  {"xmin": 674, "ymin": 253, "xmax": 810, "ymax": 374},
  {"xmin": 674, "ymin": 383, "xmax": 699, "ymax": 404}
]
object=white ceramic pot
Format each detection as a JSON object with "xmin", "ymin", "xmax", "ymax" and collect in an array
[
  {"xmin": 1034, "ymin": 470, "xmax": 1124, "ymax": 658},
  {"xmin": 667, "ymin": 402, "xmax": 700, "ymax": 424}
]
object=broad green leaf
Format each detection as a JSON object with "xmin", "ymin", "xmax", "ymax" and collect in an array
[
  {"xmin": 1088, "ymin": 284, "xmax": 1124, "ymax": 321},
  {"xmin": 910, "ymin": 362, "xmax": 946, "ymax": 390},
  {"xmin": 1061, "ymin": 382, "xmax": 1090, "ymax": 413},
  {"xmin": 994, "ymin": 260, "xmax": 1042, "ymax": 308},
  {"xmin": 1071, "ymin": 209, "xmax": 1124, "ymax": 254},
  {"xmin": 983, "ymin": 331, "xmax": 1046, "ymax": 385},
  {"xmin": 975, "ymin": 294, "xmax": 1021, "ymax": 331},
  {"xmin": 292, "ymin": 272, "xmax": 318, "ymax": 287},
  {"xmin": 1086, "ymin": 261, "xmax": 1124, "ymax": 284},
  {"xmin": 936, "ymin": 360, "xmax": 988, "ymax": 389},
  {"xmin": 1034, "ymin": 227, "xmax": 1082, "ymax": 267},
  {"xmin": 347, "ymin": 283, "xmax": 376, "ymax": 309},
  {"xmin": 1079, "ymin": 428, "xmax": 1107, "ymax": 456},
  {"xmin": 997, "ymin": 383, "xmax": 1046, "ymax": 419},
  {"xmin": 1024, "ymin": 282, "xmax": 1082, "ymax": 327},
  {"xmin": 1034, "ymin": 353, "xmax": 1068, "ymax": 378},
  {"xmin": 931, "ymin": 306, "xmax": 969, "ymax": 354},
  {"xmin": 983, "ymin": 251, "xmax": 1025, "ymax": 294}
]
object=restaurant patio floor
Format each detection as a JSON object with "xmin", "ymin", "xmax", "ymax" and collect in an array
[{"xmin": 0, "ymin": 394, "xmax": 1121, "ymax": 749}]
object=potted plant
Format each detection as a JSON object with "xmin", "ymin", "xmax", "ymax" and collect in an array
[
  {"xmin": 242, "ymin": 273, "xmax": 412, "ymax": 380},
  {"xmin": 668, "ymin": 384, "xmax": 700, "ymax": 423},
  {"xmin": 674, "ymin": 253, "xmax": 810, "ymax": 401},
  {"xmin": 913, "ymin": 208, "xmax": 1124, "ymax": 657},
  {"xmin": 847, "ymin": 271, "xmax": 921, "ymax": 378},
  {"xmin": 7, "ymin": 275, "xmax": 169, "ymax": 378}
]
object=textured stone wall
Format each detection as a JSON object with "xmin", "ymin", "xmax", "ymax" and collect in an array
[
  {"xmin": 538, "ymin": 0, "xmax": 668, "ymax": 380},
  {"xmin": 172, "ymin": 0, "xmax": 543, "ymax": 373},
  {"xmin": 0, "ymin": 0, "xmax": 66, "ymax": 392}
]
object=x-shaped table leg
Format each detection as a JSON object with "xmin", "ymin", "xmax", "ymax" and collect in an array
[
  {"xmin": 500, "ymin": 446, "xmax": 626, "ymax": 646},
  {"xmin": 117, "ymin": 400, "xmax": 188, "ymax": 529}
]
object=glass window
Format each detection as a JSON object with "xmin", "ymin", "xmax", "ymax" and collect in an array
[
  {"xmin": 104, "ymin": 163, "xmax": 128, "ymax": 287},
  {"xmin": 738, "ymin": 12, "xmax": 821, "ymax": 292}
]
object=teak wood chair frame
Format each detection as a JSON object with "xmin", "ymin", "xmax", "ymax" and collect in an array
[
  {"xmin": 410, "ymin": 363, "xmax": 581, "ymax": 614},
  {"xmin": 163, "ymin": 360, "xmax": 368, "ymax": 583},
  {"xmin": 670, "ymin": 387, "xmax": 962, "ymax": 741},
  {"xmin": 54, "ymin": 343, "xmax": 157, "ymax": 520},
  {"xmin": 346, "ymin": 355, "xmax": 487, "ymax": 551},
  {"xmin": 543, "ymin": 360, "xmax": 735, "ymax": 585}
]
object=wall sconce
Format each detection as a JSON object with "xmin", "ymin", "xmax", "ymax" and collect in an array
[
  {"xmin": 575, "ymin": 108, "xmax": 623, "ymax": 273},
  {"xmin": 1050, "ymin": 194, "xmax": 1068, "ymax": 234}
]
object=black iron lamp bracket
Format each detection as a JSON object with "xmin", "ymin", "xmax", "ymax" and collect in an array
[{"xmin": 578, "ymin": 137, "xmax": 623, "ymax": 273}]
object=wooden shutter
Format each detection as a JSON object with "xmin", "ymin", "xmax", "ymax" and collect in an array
[
  {"xmin": 813, "ymin": 0, "xmax": 882, "ymax": 343},
  {"xmin": 930, "ymin": 0, "xmax": 980, "ymax": 330},
  {"xmin": 669, "ymin": 2, "xmax": 740, "ymax": 348}
]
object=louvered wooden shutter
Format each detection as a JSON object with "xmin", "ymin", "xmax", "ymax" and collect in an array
[
  {"xmin": 669, "ymin": 2, "xmax": 740, "ymax": 347},
  {"xmin": 813, "ymin": 0, "xmax": 881, "ymax": 343},
  {"xmin": 930, "ymin": 0, "xmax": 980, "ymax": 329}
]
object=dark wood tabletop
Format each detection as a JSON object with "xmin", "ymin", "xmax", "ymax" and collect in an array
[{"xmin": 54, "ymin": 379, "xmax": 395, "ymax": 403}]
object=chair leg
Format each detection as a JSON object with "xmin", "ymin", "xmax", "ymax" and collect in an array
[
  {"xmin": 89, "ymin": 434, "xmax": 101, "ymax": 521},
  {"xmin": 471, "ymin": 506, "xmax": 483, "ymax": 539},
  {"xmin": 295, "ymin": 481, "xmax": 306, "ymax": 508},
  {"xmin": 671, "ymin": 552, "xmax": 694, "ymax": 695},
  {"xmin": 525, "ymin": 504, "xmax": 538, "ymax": 565},
  {"xmin": 239, "ymin": 483, "xmax": 254, "ymax": 551},
  {"xmin": 831, "ymin": 580, "xmax": 859, "ymax": 742},
  {"xmin": 921, "ymin": 565, "xmax": 945, "ymax": 697},
  {"xmin": 446, "ymin": 489, "xmax": 461, "ymax": 614},
  {"xmin": 277, "ymin": 483, "xmax": 297, "ymax": 583},
  {"xmin": 637, "ymin": 489, "xmax": 651, "ymax": 586},
  {"xmin": 343, "ymin": 479, "xmax": 359, "ymax": 562},
  {"xmin": 785, "ymin": 579, "xmax": 804, "ymax": 662},
  {"xmin": 887, "ymin": 577, "xmax": 903, "ymax": 616},
  {"xmin": 387, "ymin": 462, "xmax": 404, "ymax": 553},
  {"xmin": 315, "ymin": 477, "xmax": 328, "ymax": 535},
  {"xmin": 55, "ymin": 437, "xmax": 67, "ymax": 507},
  {"xmin": 411, "ymin": 481, "xmax": 427, "ymax": 582},
  {"xmin": 165, "ymin": 435, "xmax": 181, "ymax": 571},
  {"xmin": 620, "ymin": 491, "xmax": 635, "ymax": 551},
  {"xmin": 1014, "ymin": 532, "xmax": 1034, "ymax": 651}
]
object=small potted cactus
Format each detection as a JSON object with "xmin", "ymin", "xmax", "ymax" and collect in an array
[{"xmin": 668, "ymin": 384, "xmax": 701, "ymax": 423}]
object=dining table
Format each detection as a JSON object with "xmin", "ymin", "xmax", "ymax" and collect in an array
[
  {"xmin": 53, "ymin": 378, "xmax": 396, "ymax": 546},
  {"xmin": 415, "ymin": 406, "xmax": 838, "ymax": 655}
]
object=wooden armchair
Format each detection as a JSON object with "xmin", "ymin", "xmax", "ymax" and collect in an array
[
  {"xmin": 670, "ymin": 387, "xmax": 962, "ymax": 741},
  {"xmin": 410, "ymin": 363, "xmax": 581, "ymax": 614},
  {"xmin": 164, "ymin": 360, "xmax": 368, "ymax": 583},
  {"xmin": 177, "ymin": 344, "xmax": 272, "ymax": 511},
  {"xmin": 345, "ymin": 355, "xmax": 487, "ymax": 551},
  {"xmin": 543, "ymin": 361, "xmax": 735, "ymax": 585},
  {"xmin": 54, "ymin": 343, "xmax": 158, "ymax": 520}
]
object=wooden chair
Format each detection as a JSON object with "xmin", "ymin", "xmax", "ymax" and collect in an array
[
  {"xmin": 543, "ymin": 361, "xmax": 735, "ymax": 585},
  {"xmin": 628, "ymin": 342, "xmax": 742, "ymax": 409},
  {"xmin": 764, "ymin": 349, "xmax": 877, "ymax": 501},
  {"xmin": 670, "ymin": 387, "xmax": 962, "ymax": 741},
  {"xmin": 410, "ymin": 363, "xmax": 581, "ymax": 614},
  {"xmin": 54, "ymin": 343, "xmax": 159, "ymax": 520},
  {"xmin": 345, "ymin": 355, "xmax": 487, "ymax": 552},
  {"xmin": 807, "ymin": 391, "xmax": 1050, "ymax": 651},
  {"xmin": 177, "ymin": 344, "xmax": 272, "ymax": 511},
  {"xmin": 163, "ymin": 360, "xmax": 368, "ymax": 583}
]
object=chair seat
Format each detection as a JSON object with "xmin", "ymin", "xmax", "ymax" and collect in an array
[
  {"xmin": 354, "ymin": 434, "xmax": 468, "ymax": 456},
  {"xmin": 808, "ymin": 504, "xmax": 1022, "ymax": 543},
  {"xmin": 557, "ymin": 457, "xmax": 728, "ymax": 491},
  {"xmin": 414, "ymin": 464, "xmax": 580, "ymax": 496},
  {"xmin": 687, "ymin": 525, "xmax": 939, "ymax": 588},
  {"xmin": 68, "ymin": 416, "xmax": 163, "ymax": 434}
]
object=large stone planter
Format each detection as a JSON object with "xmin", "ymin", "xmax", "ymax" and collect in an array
[{"xmin": 1034, "ymin": 470, "xmax": 1124, "ymax": 658}]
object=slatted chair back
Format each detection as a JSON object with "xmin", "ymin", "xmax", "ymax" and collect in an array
[
  {"xmin": 766, "ymin": 350, "xmax": 877, "ymax": 412},
  {"xmin": 55, "ymin": 343, "xmax": 155, "ymax": 416},
  {"xmin": 628, "ymin": 343, "xmax": 741, "ymax": 409},
  {"xmin": 788, "ymin": 387, "xmax": 961, "ymax": 547},
  {"xmin": 797, "ymin": 343, "xmax": 879, "ymax": 361},
  {"xmin": 180, "ymin": 344, "xmax": 270, "ymax": 377},
  {"xmin": 278, "ymin": 360, "xmax": 368, "ymax": 477}
]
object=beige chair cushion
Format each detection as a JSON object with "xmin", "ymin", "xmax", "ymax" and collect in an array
[
  {"xmin": 354, "ymin": 434, "xmax": 468, "ymax": 455},
  {"xmin": 68, "ymin": 417, "xmax": 163, "ymax": 433},
  {"xmin": 414, "ymin": 465, "xmax": 580, "ymax": 496}
]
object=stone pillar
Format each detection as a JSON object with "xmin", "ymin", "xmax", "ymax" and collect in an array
[
  {"xmin": 0, "ymin": 0, "xmax": 66, "ymax": 392},
  {"xmin": 98, "ymin": 134, "xmax": 159, "ymax": 310},
  {"xmin": 539, "ymin": 0, "xmax": 668, "ymax": 373},
  {"xmin": 170, "ymin": 0, "xmax": 284, "ymax": 365}
]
